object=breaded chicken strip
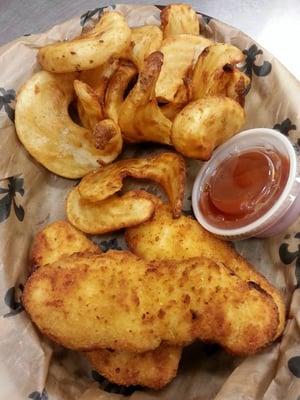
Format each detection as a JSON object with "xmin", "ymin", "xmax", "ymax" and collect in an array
[
  {"xmin": 23, "ymin": 250, "xmax": 278, "ymax": 355},
  {"xmin": 125, "ymin": 205, "xmax": 285, "ymax": 339},
  {"xmin": 30, "ymin": 221, "xmax": 181, "ymax": 389}
]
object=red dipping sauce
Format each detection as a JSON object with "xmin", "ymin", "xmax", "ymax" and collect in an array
[{"xmin": 199, "ymin": 149, "xmax": 290, "ymax": 229}]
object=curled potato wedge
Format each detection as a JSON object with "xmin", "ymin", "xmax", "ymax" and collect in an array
[
  {"xmin": 38, "ymin": 12, "xmax": 131, "ymax": 73},
  {"xmin": 74, "ymin": 80, "xmax": 103, "ymax": 130},
  {"xmin": 86, "ymin": 345, "xmax": 182, "ymax": 389},
  {"xmin": 78, "ymin": 152, "xmax": 186, "ymax": 218},
  {"xmin": 171, "ymin": 96, "xmax": 245, "ymax": 160},
  {"xmin": 30, "ymin": 221, "xmax": 100, "ymax": 271},
  {"xmin": 92, "ymin": 119, "xmax": 123, "ymax": 154},
  {"xmin": 104, "ymin": 61, "xmax": 138, "ymax": 123},
  {"xmin": 160, "ymin": 80, "xmax": 192, "ymax": 121},
  {"xmin": 226, "ymin": 68, "xmax": 251, "ymax": 106},
  {"xmin": 23, "ymin": 250, "xmax": 278, "ymax": 354},
  {"xmin": 192, "ymin": 43, "xmax": 245, "ymax": 100},
  {"xmin": 125, "ymin": 204, "xmax": 286, "ymax": 339},
  {"xmin": 118, "ymin": 51, "xmax": 165, "ymax": 141},
  {"xmin": 66, "ymin": 187, "xmax": 156, "ymax": 234},
  {"xmin": 32, "ymin": 219, "xmax": 181, "ymax": 389},
  {"xmin": 160, "ymin": 4, "xmax": 200, "ymax": 38},
  {"xmin": 15, "ymin": 71, "xmax": 120, "ymax": 178},
  {"xmin": 155, "ymin": 34, "xmax": 213, "ymax": 102},
  {"xmin": 121, "ymin": 25, "xmax": 163, "ymax": 71}
]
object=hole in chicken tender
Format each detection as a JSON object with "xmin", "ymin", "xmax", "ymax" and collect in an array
[
  {"xmin": 38, "ymin": 12, "xmax": 131, "ymax": 73},
  {"xmin": 78, "ymin": 152, "xmax": 186, "ymax": 218},
  {"xmin": 160, "ymin": 4, "xmax": 200, "ymax": 38},
  {"xmin": 66, "ymin": 187, "xmax": 156, "ymax": 234}
]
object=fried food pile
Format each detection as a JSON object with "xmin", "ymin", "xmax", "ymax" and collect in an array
[
  {"xmin": 15, "ymin": 4, "xmax": 250, "ymax": 179},
  {"xmin": 18, "ymin": 3, "xmax": 285, "ymax": 392}
]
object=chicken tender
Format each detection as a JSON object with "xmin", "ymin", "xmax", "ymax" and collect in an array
[
  {"xmin": 23, "ymin": 250, "xmax": 278, "ymax": 355},
  {"xmin": 31, "ymin": 221, "xmax": 181, "ymax": 389},
  {"xmin": 86, "ymin": 345, "xmax": 182, "ymax": 389},
  {"xmin": 125, "ymin": 205, "xmax": 285, "ymax": 338}
]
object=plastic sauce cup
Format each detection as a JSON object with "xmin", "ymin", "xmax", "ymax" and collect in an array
[{"xmin": 192, "ymin": 128, "xmax": 300, "ymax": 240}]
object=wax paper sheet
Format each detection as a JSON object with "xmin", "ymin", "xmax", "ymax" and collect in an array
[{"xmin": 0, "ymin": 4, "xmax": 300, "ymax": 400}]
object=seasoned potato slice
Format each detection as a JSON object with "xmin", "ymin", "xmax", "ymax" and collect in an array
[
  {"xmin": 160, "ymin": 4, "xmax": 200, "ymax": 38},
  {"xmin": 38, "ymin": 12, "xmax": 131, "ymax": 73},
  {"xmin": 78, "ymin": 152, "xmax": 186, "ymax": 218},
  {"xmin": 171, "ymin": 96, "xmax": 245, "ymax": 159},
  {"xmin": 74, "ymin": 80, "xmax": 103, "ymax": 130},
  {"xmin": 66, "ymin": 187, "xmax": 156, "ymax": 234}
]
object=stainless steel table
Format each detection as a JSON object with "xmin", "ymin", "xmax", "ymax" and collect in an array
[{"xmin": 0, "ymin": 0, "xmax": 299, "ymax": 79}]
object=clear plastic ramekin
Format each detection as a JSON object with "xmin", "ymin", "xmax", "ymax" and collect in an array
[{"xmin": 192, "ymin": 128, "xmax": 300, "ymax": 240}]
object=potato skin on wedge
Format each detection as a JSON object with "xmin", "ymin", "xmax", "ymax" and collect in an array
[
  {"xmin": 160, "ymin": 4, "xmax": 200, "ymax": 38},
  {"xmin": 38, "ymin": 12, "xmax": 131, "ymax": 73},
  {"xmin": 24, "ymin": 250, "xmax": 278, "ymax": 355}
]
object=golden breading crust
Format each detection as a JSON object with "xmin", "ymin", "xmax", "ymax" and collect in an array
[
  {"xmin": 86, "ymin": 345, "xmax": 182, "ymax": 389},
  {"xmin": 30, "ymin": 221, "xmax": 181, "ymax": 389},
  {"xmin": 23, "ymin": 250, "xmax": 278, "ymax": 355},
  {"xmin": 125, "ymin": 205, "xmax": 286, "ymax": 338}
]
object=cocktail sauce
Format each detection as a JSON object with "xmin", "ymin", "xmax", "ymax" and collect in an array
[{"xmin": 199, "ymin": 148, "xmax": 290, "ymax": 229}]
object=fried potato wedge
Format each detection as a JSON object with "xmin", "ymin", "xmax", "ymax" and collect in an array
[
  {"xmin": 78, "ymin": 152, "xmax": 185, "ymax": 218},
  {"xmin": 86, "ymin": 345, "xmax": 182, "ymax": 389},
  {"xmin": 226, "ymin": 68, "xmax": 251, "ymax": 107},
  {"xmin": 125, "ymin": 205, "xmax": 286, "ymax": 339},
  {"xmin": 38, "ymin": 12, "xmax": 131, "ymax": 73},
  {"xmin": 92, "ymin": 119, "xmax": 123, "ymax": 155},
  {"xmin": 30, "ymin": 220, "xmax": 100, "ymax": 271},
  {"xmin": 171, "ymin": 96, "xmax": 245, "ymax": 160},
  {"xmin": 15, "ymin": 71, "xmax": 120, "ymax": 178},
  {"xmin": 118, "ymin": 51, "xmax": 163, "ymax": 140},
  {"xmin": 79, "ymin": 58, "xmax": 119, "ymax": 94},
  {"xmin": 155, "ymin": 34, "xmax": 213, "ymax": 102},
  {"xmin": 66, "ymin": 187, "xmax": 156, "ymax": 234},
  {"xmin": 160, "ymin": 4, "xmax": 200, "ymax": 38},
  {"xmin": 121, "ymin": 25, "xmax": 163, "ymax": 71},
  {"xmin": 160, "ymin": 80, "xmax": 192, "ymax": 121},
  {"xmin": 24, "ymin": 250, "xmax": 278, "ymax": 354},
  {"xmin": 134, "ymin": 100, "xmax": 173, "ymax": 145},
  {"xmin": 74, "ymin": 80, "xmax": 103, "ymax": 130},
  {"xmin": 192, "ymin": 43, "xmax": 245, "ymax": 100},
  {"xmin": 32, "ymin": 219, "xmax": 180, "ymax": 389},
  {"xmin": 104, "ymin": 61, "xmax": 138, "ymax": 123}
]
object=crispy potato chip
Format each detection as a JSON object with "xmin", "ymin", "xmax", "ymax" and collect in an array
[
  {"xmin": 226, "ymin": 68, "xmax": 251, "ymax": 106},
  {"xmin": 86, "ymin": 345, "xmax": 182, "ymax": 389},
  {"xmin": 192, "ymin": 43, "xmax": 245, "ymax": 100},
  {"xmin": 160, "ymin": 4, "xmax": 200, "ymax": 38},
  {"xmin": 104, "ymin": 61, "xmax": 138, "ymax": 123},
  {"xmin": 125, "ymin": 204, "xmax": 286, "ymax": 339},
  {"xmin": 66, "ymin": 187, "xmax": 156, "ymax": 234},
  {"xmin": 24, "ymin": 250, "xmax": 278, "ymax": 354},
  {"xmin": 155, "ymin": 34, "xmax": 213, "ymax": 102},
  {"xmin": 171, "ymin": 96, "xmax": 245, "ymax": 159},
  {"xmin": 120, "ymin": 25, "xmax": 163, "ymax": 71},
  {"xmin": 38, "ymin": 12, "xmax": 131, "ymax": 73},
  {"xmin": 15, "ymin": 71, "xmax": 120, "ymax": 178},
  {"xmin": 119, "ymin": 51, "xmax": 163, "ymax": 140},
  {"xmin": 30, "ymin": 220, "xmax": 100, "ymax": 271},
  {"xmin": 32, "ymin": 219, "xmax": 180, "ymax": 389},
  {"xmin": 74, "ymin": 80, "xmax": 103, "ymax": 130},
  {"xmin": 92, "ymin": 119, "xmax": 123, "ymax": 154},
  {"xmin": 78, "ymin": 152, "xmax": 185, "ymax": 218}
]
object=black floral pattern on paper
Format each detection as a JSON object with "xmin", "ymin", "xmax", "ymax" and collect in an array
[
  {"xmin": 241, "ymin": 44, "xmax": 272, "ymax": 78},
  {"xmin": 99, "ymin": 238, "xmax": 122, "ymax": 252},
  {"xmin": 273, "ymin": 119, "xmax": 297, "ymax": 137},
  {"xmin": 80, "ymin": 6, "xmax": 117, "ymax": 26},
  {"xmin": 288, "ymin": 356, "xmax": 300, "ymax": 378},
  {"xmin": 0, "ymin": 88, "xmax": 16, "ymax": 122},
  {"xmin": 3, "ymin": 284, "xmax": 24, "ymax": 318},
  {"xmin": 28, "ymin": 389, "xmax": 48, "ymax": 400},
  {"xmin": 279, "ymin": 232, "xmax": 300, "ymax": 288},
  {"xmin": 0, "ymin": 176, "xmax": 25, "ymax": 223},
  {"xmin": 92, "ymin": 370, "xmax": 141, "ymax": 396},
  {"xmin": 198, "ymin": 12, "xmax": 212, "ymax": 25}
]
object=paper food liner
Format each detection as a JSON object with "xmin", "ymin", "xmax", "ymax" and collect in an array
[{"xmin": 0, "ymin": 4, "xmax": 300, "ymax": 400}]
